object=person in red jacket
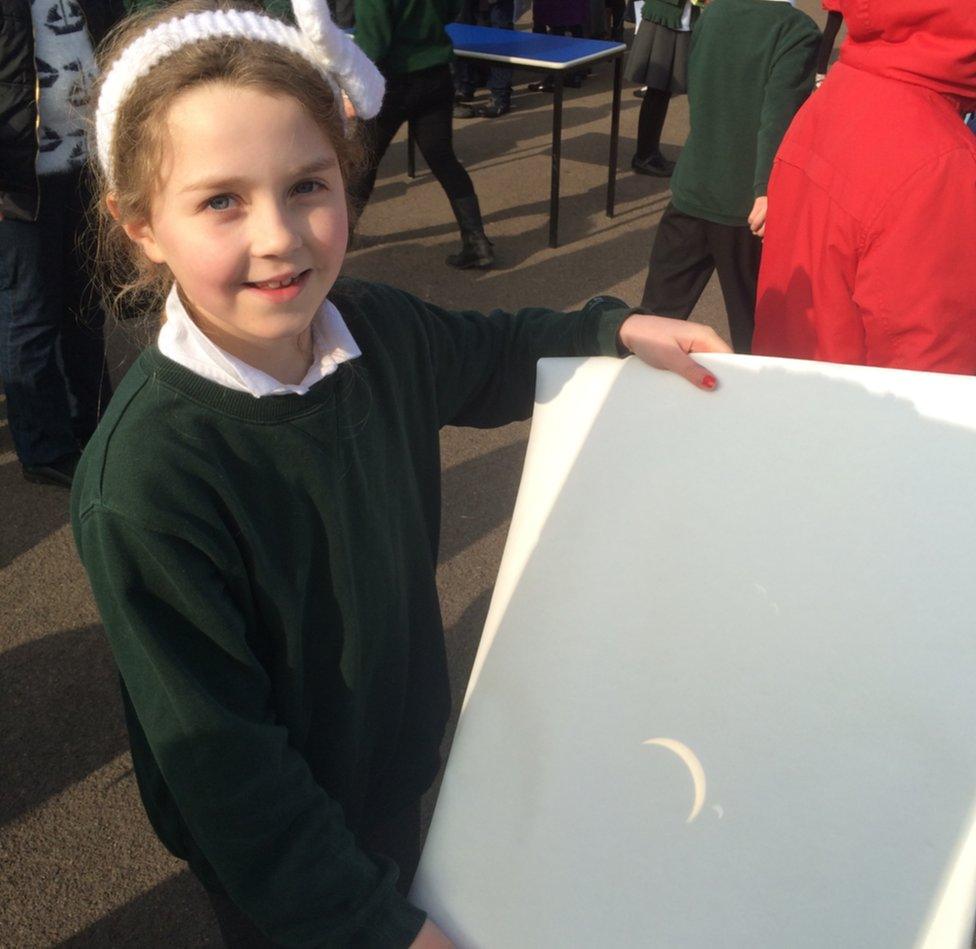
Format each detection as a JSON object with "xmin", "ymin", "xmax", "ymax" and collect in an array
[{"xmin": 752, "ymin": 0, "xmax": 976, "ymax": 374}]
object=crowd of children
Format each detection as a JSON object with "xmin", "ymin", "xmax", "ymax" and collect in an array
[{"xmin": 633, "ymin": 0, "xmax": 976, "ymax": 371}]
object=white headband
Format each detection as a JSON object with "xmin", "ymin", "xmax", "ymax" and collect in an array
[{"xmin": 95, "ymin": 0, "xmax": 385, "ymax": 185}]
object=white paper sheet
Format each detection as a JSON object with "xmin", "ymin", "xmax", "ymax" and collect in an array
[{"xmin": 412, "ymin": 354, "xmax": 976, "ymax": 948}]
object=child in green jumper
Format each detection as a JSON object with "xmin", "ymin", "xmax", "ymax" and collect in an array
[
  {"xmin": 640, "ymin": 0, "xmax": 818, "ymax": 352},
  {"xmin": 72, "ymin": 0, "xmax": 729, "ymax": 945}
]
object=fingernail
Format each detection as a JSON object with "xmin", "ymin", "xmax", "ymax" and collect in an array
[{"xmin": 702, "ymin": 374, "xmax": 717, "ymax": 390}]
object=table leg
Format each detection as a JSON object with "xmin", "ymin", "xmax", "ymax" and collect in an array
[
  {"xmin": 408, "ymin": 122, "xmax": 417, "ymax": 179},
  {"xmin": 549, "ymin": 72, "xmax": 564, "ymax": 249},
  {"xmin": 607, "ymin": 54, "xmax": 622, "ymax": 218}
]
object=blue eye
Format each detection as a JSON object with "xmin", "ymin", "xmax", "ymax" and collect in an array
[
  {"xmin": 207, "ymin": 194, "xmax": 234, "ymax": 211},
  {"xmin": 293, "ymin": 180, "xmax": 324, "ymax": 196}
]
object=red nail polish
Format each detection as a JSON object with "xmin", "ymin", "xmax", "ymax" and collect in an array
[{"xmin": 702, "ymin": 374, "xmax": 717, "ymax": 390}]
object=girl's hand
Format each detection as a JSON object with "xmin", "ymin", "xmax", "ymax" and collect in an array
[
  {"xmin": 410, "ymin": 919, "xmax": 455, "ymax": 948},
  {"xmin": 618, "ymin": 313, "xmax": 731, "ymax": 391}
]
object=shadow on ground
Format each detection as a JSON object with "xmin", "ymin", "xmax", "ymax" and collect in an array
[
  {"xmin": 56, "ymin": 871, "xmax": 219, "ymax": 947},
  {"xmin": 0, "ymin": 624, "xmax": 127, "ymax": 826},
  {"xmin": 439, "ymin": 438, "xmax": 527, "ymax": 562}
]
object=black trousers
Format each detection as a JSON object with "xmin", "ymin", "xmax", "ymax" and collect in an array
[
  {"xmin": 351, "ymin": 64, "xmax": 476, "ymax": 213},
  {"xmin": 0, "ymin": 169, "xmax": 112, "ymax": 466},
  {"xmin": 455, "ymin": 0, "xmax": 514, "ymax": 103},
  {"xmin": 204, "ymin": 801, "xmax": 422, "ymax": 947},
  {"xmin": 641, "ymin": 202, "xmax": 762, "ymax": 354}
]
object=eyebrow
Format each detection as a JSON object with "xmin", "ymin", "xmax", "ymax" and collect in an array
[{"xmin": 179, "ymin": 156, "xmax": 338, "ymax": 194}]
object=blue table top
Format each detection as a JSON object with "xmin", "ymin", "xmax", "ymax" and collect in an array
[{"xmin": 446, "ymin": 23, "xmax": 625, "ymax": 69}]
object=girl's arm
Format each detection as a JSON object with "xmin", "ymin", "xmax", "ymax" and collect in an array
[
  {"xmin": 74, "ymin": 505, "xmax": 427, "ymax": 947},
  {"xmin": 349, "ymin": 283, "xmax": 728, "ymax": 433}
]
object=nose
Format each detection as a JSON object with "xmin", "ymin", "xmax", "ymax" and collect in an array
[{"xmin": 250, "ymin": 198, "xmax": 302, "ymax": 258}]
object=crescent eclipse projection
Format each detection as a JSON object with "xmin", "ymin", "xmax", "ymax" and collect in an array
[{"xmin": 642, "ymin": 737, "xmax": 707, "ymax": 823}]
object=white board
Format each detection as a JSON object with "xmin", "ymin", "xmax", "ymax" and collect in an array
[{"xmin": 412, "ymin": 354, "xmax": 976, "ymax": 949}]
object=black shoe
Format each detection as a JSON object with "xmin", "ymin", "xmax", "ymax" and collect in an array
[
  {"xmin": 631, "ymin": 152, "xmax": 676, "ymax": 177},
  {"xmin": 447, "ymin": 195, "xmax": 495, "ymax": 269},
  {"xmin": 527, "ymin": 77, "xmax": 555, "ymax": 93},
  {"xmin": 454, "ymin": 103, "xmax": 477, "ymax": 119},
  {"xmin": 633, "ymin": 85, "xmax": 647, "ymax": 99},
  {"xmin": 469, "ymin": 100, "xmax": 511, "ymax": 118},
  {"xmin": 22, "ymin": 451, "xmax": 80, "ymax": 488},
  {"xmin": 455, "ymin": 90, "xmax": 476, "ymax": 103},
  {"xmin": 446, "ymin": 232, "xmax": 494, "ymax": 269}
]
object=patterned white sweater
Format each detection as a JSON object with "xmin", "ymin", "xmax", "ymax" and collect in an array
[{"xmin": 31, "ymin": 0, "xmax": 97, "ymax": 175}]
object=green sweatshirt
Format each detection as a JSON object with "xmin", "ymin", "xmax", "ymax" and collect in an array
[
  {"xmin": 354, "ymin": 0, "xmax": 460, "ymax": 77},
  {"xmin": 641, "ymin": 0, "xmax": 700, "ymax": 30},
  {"xmin": 670, "ymin": 0, "xmax": 819, "ymax": 226},
  {"xmin": 71, "ymin": 278, "xmax": 631, "ymax": 947}
]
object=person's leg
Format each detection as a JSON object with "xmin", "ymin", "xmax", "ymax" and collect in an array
[
  {"xmin": 633, "ymin": 86, "xmax": 673, "ymax": 174},
  {"xmin": 56, "ymin": 169, "xmax": 113, "ymax": 447},
  {"xmin": 406, "ymin": 66, "xmax": 493, "ymax": 267},
  {"xmin": 454, "ymin": 0, "xmax": 481, "ymax": 100},
  {"xmin": 709, "ymin": 221, "xmax": 762, "ymax": 354},
  {"xmin": 528, "ymin": 23, "xmax": 556, "ymax": 91},
  {"xmin": 640, "ymin": 203, "xmax": 714, "ymax": 318},
  {"xmin": 484, "ymin": 0, "xmax": 514, "ymax": 111},
  {"xmin": 566, "ymin": 25, "xmax": 586, "ymax": 86},
  {"xmin": 408, "ymin": 67, "xmax": 476, "ymax": 205},
  {"xmin": 607, "ymin": 0, "xmax": 624, "ymax": 41},
  {"xmin": 348, "ymin": 79, "xmax": 408, "ymax": 213},
  {"xmin": 0, "ymin": 175, "xmax": 81, "ymax": 475}
]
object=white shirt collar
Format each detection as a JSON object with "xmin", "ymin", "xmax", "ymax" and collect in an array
[{"xmin": 157, "ymin": 284, "xmax": 361, "ymax": 397}]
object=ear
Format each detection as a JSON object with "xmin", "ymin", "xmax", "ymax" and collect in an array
[{"xmin": 107, "ymin": 193, "xmax": 167, "ymax": 265}]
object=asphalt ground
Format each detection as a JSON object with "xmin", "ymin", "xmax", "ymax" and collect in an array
[{"xmin": 1, "ymin": 6, "xmax": 829, "ymax": 944}]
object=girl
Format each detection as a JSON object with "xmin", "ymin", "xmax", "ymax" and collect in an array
[
  {"xmin": 351, "ymin": 0, "xmax": 496, "ymax": 268},
  {"xmin": 626, "ymin": 0, "xmax": 703, "ymax": 177},
  {"xmin": 72, "ymin": 0, "xmax": 729, "ymax": 944}
]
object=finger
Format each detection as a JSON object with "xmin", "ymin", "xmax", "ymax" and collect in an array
[
  {"xmin": 682, "ymin": 324, "xmax": 733, "ymax": 354},
  {"xmin": 658, "ymin": 345, "xmax": 720, "ymax": 390}
]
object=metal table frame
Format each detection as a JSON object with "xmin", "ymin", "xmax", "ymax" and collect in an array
[{"xmin": 407, "ymin": 25, "xmax": 626, "ymax": 248}]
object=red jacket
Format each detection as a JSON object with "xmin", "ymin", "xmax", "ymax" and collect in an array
[{"xmin": 752, "ymin": 0, "xmax": 976, "ymax": 373}]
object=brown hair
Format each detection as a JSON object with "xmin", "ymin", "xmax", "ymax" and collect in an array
[{"xmin": 90, "ymin": 0, "xmax": 366, "ymax": 323}]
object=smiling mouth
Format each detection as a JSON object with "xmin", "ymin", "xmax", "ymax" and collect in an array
[{"xmin": 245, "ymin": 270, "xmax": 309, "ymax": 290}]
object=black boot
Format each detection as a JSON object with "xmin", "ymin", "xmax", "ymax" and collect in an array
[{"xmin": 447, "ymin": 195, "xmax": 494, "ymax": 269}]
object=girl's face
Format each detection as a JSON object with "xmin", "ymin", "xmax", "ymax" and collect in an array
[{"xmin": 126, "ymin": 83, "xmax": 349, "ymax": 351}]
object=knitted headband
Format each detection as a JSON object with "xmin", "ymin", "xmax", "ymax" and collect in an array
[{"xmin": 95, "ymin": 0, "xmax": 385, "ymax": 186}]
